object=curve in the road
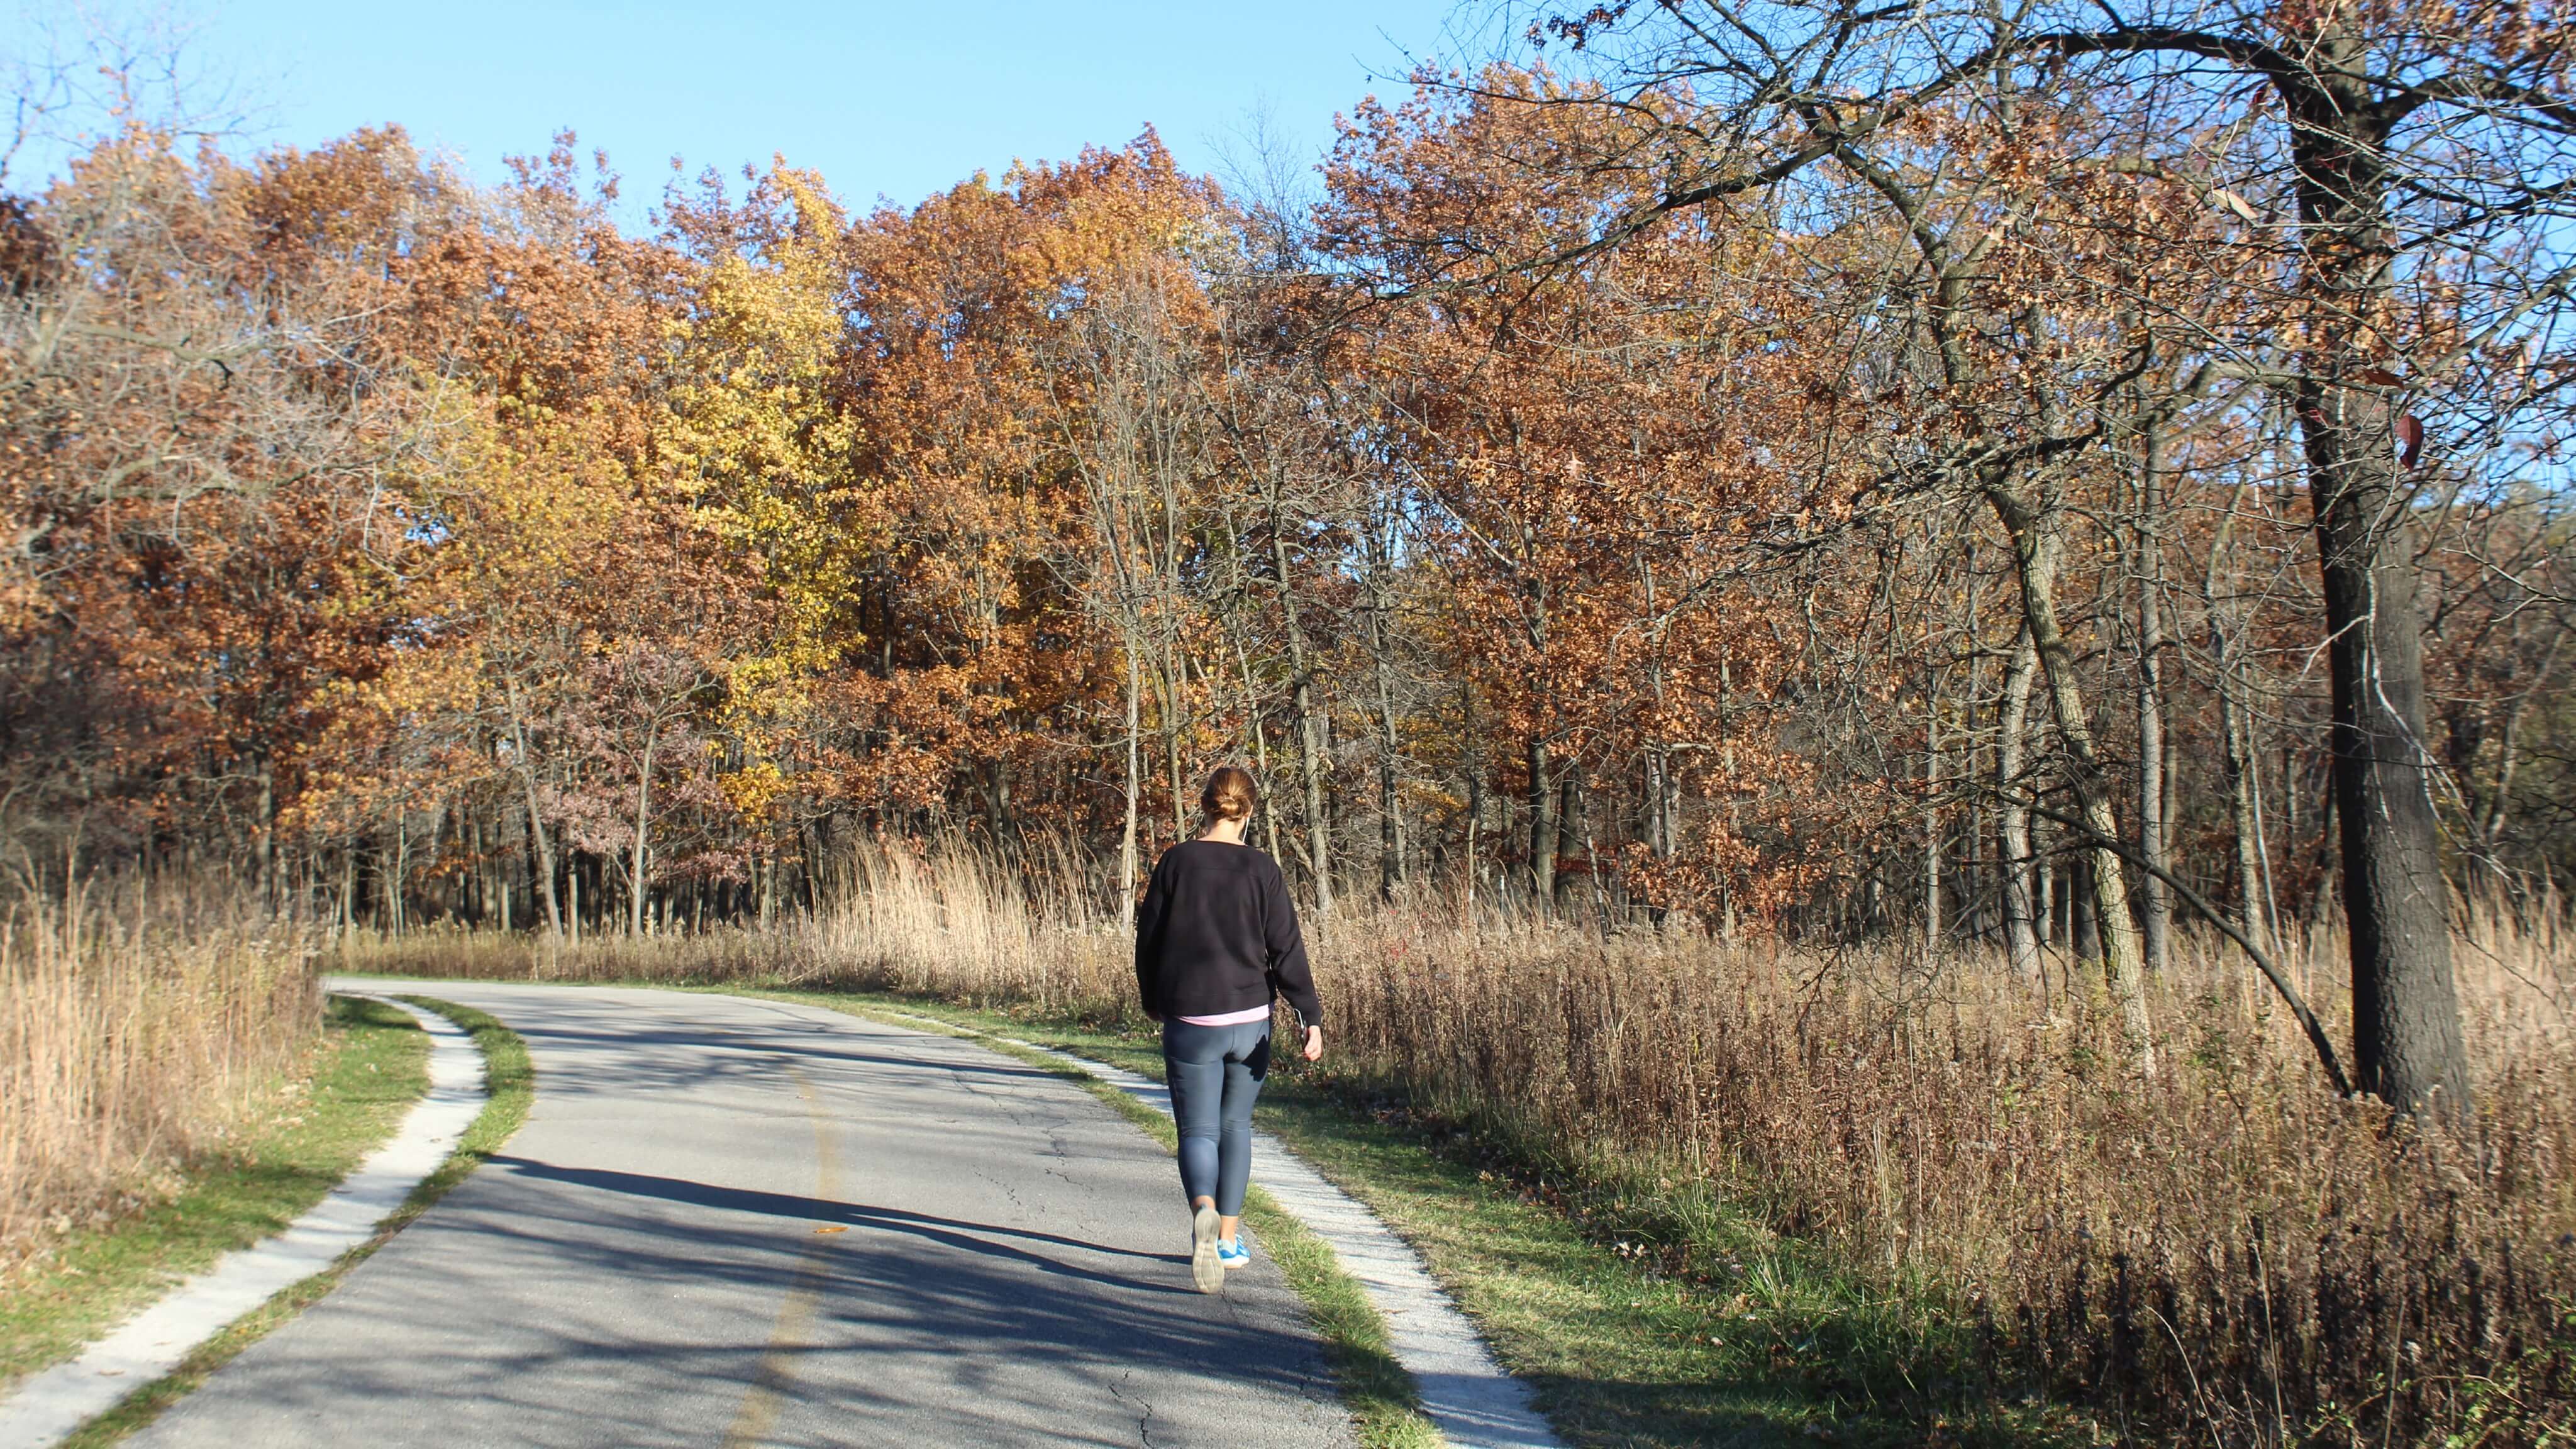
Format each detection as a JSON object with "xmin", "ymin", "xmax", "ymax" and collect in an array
[{"xmin": 128, "ymin": 982, "xmax": 1356, "ymax": 1449}]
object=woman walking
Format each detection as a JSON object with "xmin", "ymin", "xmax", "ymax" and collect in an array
[{"xmin": 1135, "ymin": 766, "xmax": 1324, "ymax": 1293}]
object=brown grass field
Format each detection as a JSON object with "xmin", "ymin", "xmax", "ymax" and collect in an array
[
  {"xmin": 1, "ymin": 882, "xmax": 322, "ymax": 1269},
  {"xmin": 15, "ymin": 842, "xmax": 2568, "ymax": 1444}
]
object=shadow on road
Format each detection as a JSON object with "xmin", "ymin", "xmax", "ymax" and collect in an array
[{"xmin": 491, "ymin": 1155, "xmax": 1185, "ymax": 1287}]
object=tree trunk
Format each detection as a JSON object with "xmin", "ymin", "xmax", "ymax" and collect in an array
[
  {"xmin": 1641, "ymin": 562, "xmax": 1679, "ymax": 863},
  {"xmin": 1377, "ymin": 701, "xmax": 1404, "ymax": 903},
  {"xmin": 2282, "ymin": 28, "xmax": 2467, "ymax": 1109},
  {"xmin": 1526, "ymin": 735, "xmax": 1557, "ymax": 914},
  {"xmin": 1645, "ymin": 743, "xmax": 1675, "ymax": 862},
  {"xmin": 2472, "ymin": 633, "xmax": 2557, "ymax": 870},
  {"xmin": 254, "ymin": 756, "xmax": 277, "ymax": 911},
  {"xmin": 2304, "ymin": 789, "xmax": 2340, "ymax": 935},
  {"xmin": 2304, "ymin": 384, "xmax": 2466, "ymax": 1108},
  {"xmin": 1998, "ymin": 629, "xmax": 2042, "ymax": 980},
  {"xmin": 1119, "ymin": 647, "xmax": 1141, "ymax": 935},
  {"xmin": 1461, "ymin": 674, "xmax": 1482, "ymax": 920},
  {"xmin": 504, "ymin": 676, "xmax": 564, "ymax": 943},
  {"xmin": 2134, "ymin": 423, "xmax": 2172, "ymax": 972},
  {"xmin": 338, "ymin": 847, "xmax": 356, "ymax": 940},
  {"xmin": 629, "ymin": 723, "xmax": 658, "ymax": 937},
  {"xmin": 2072, "ymin": 853, "xmax": 2101, "ymax": 962},
  {"xmin": 391, "ymin": 818, "xmax": 409, "ymax": 937},
  {"xmin": 1987, "ymin": 479, "xmax": 2155, "ymax": 1066},
  {"xmin": 1270, "ymin": 523, "xmax": 1332, "ymax": 915},
  {"xmin": 1557, "ymin": 772, "xmax": 1583, "ymax": 914},
  {"xmin": 1366, "ymin": 576, "xmax": 1405, "ymax": 903},
  {"xmin": 1160, "ymin": 655, "xmax": 1188, "ymax": 843},
  {"xmin": 1231, "ymin": 636, "xmax": 1284, "ymax": 854},
  {"xmin": 1923, "ymin": 687, "xmax": 1943, "ymax": 958},
  {"xmin": 2035, "ymin": 843, "xmax": 2054, "ymax": 950},
  {"xmin": 2218, "ymin": 641, "xmax": 2270, "ymax": 948},
  {"xmin": 1296, "ymin": 674, "xmax": 1332, "ymax": 914}
]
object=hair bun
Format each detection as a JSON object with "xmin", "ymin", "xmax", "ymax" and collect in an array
[{"xmin": 1200, "ymin": 766, "xmax": 1257, "ymax": 823}]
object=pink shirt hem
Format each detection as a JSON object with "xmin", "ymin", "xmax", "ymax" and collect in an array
[{"xmin": 1176, "ymin": 1004, "xmax": 1272, "ymax": 1027}]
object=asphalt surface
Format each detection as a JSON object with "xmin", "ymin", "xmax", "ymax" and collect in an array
[{"xmin": 131, "ymin": 982, "xmax": 1354, "ymax": 1449}]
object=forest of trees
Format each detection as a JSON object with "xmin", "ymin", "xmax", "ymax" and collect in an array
[{"xmin": 5, "ymin": 0, "xmax": 2570, "ymax": 1107}]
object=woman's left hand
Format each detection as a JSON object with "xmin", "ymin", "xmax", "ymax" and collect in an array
[{"xmin": 1302, "ymin": 1025, "xmax": 1324, "ymax": 1062}]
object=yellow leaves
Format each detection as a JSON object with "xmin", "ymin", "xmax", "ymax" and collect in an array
[
  {"xmin": 719, "ymin": 758, "xmax": 794, "ymax": 822},
  {"xmin": 653, "ymin": 163, "xmax": 872, "ymax": 684}
]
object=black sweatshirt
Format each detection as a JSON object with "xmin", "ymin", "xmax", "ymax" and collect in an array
[{"xmin": 1133, "ymin": 841, "xmax": 1321, "ymax": 1028}]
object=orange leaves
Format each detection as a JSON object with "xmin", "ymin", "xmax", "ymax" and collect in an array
[
  {"xmin": 1309, "ymin": 72, "xmax": 1864, "ymax": 918},
  {"xmin": 0, "ymin": 121, "xmax": 496, "ymax": 841}
]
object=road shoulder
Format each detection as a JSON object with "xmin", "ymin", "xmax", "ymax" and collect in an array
[
  {"xmin": 0, "ymin": 996, "xmax": 509, "ymax": 1449},
  {"xmin": 1, "ymin": 998, "xmax": 428, "ymax": 1395}
]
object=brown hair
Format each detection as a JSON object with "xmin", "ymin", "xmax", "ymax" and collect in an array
[{"xmin": 1199, "ymin": 766, "xmax": 1257, "ymax": 823}]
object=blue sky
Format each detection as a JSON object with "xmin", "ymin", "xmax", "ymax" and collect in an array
[{"xmin": 6, "ymin": 1, "xmax": 1488, "ymax": 221}]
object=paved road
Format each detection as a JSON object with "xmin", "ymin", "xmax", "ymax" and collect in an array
[{"xmin": 133, "ymin": 983, "xmax": 1353, "ymax": 1449}]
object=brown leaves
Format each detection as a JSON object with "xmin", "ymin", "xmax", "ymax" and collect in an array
[{"xmin": 2209, "ymin": 187, "xmax": 2261, "ymax": 223}]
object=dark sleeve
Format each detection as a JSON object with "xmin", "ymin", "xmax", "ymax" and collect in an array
[
  {"xmin": 1135, "ymin": 854, "xmax": 1172, "ymax": 1014},
  {"xmin": 1261, "ymin": 858, "xmax": 1321, "ymax": 1029}
]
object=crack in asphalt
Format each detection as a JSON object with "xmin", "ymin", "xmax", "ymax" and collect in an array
[{"xmin": 1108, "ymin": 1368, "xmax": 1159, "ymax": 1449}]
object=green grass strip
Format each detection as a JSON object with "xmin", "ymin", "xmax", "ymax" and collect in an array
[
  {"xmin": 57, "ymin": 997, "xmax": 533, "ymax": 1448},
  {"xmin": 1, "ymin": 996, "xmax": 430, "ymax": 1391},
  {"xmin": 1239, "ymin": 1192, "xmax": 1440, "ymax": 1449}
]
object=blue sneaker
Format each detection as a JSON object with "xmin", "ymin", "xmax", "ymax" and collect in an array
[{"xmin": 1216, "ymin": 1236, "xmax": 1251, "ymax": 1269}]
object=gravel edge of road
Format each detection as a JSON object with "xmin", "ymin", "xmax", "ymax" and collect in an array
[{"xmin": 26, "ymin": 996, "xmax": 526, "ymax": 1449}]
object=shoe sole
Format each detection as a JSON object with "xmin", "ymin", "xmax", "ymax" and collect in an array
[{"xmin": 1191, "ymin": 1206, "xmax": 1223, "ymax": 1294}]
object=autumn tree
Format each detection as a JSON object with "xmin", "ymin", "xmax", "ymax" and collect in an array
[{"xmin": 1491, "ymin": 0, "xmax": 2576, "ymax": 1106}]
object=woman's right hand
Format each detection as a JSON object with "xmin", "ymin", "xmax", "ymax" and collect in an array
[{"xmin": 1301, "ymin": 1025, "xmax": 1323, "ymax": 1062}]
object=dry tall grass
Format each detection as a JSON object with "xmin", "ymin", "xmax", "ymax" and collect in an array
[
  {"xmin": 351, "ymin": 841, "xmax": 2575, "ymax": 1445},
  {"xmin": 1316, "ymin": 908, "xmax": 2574, "ymax": 1446},
  {"xmin": 350, "ymin": 844, "xmax": 1132, "ymax": 1008},
  {"xmin": 0, "ymin": 885, "xmax": 323, "ymax": 1269}
]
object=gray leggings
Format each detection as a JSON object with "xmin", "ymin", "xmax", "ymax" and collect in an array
[{"xmin": 1161, "ymin": 1018, "xmax": 1271, "ymax": 1217}]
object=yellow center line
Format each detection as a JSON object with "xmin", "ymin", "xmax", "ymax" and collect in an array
[{"xmin": 721, "ymin": 1062, "xmax": 840, "ymax": 1449}]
